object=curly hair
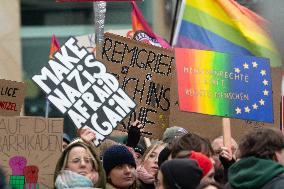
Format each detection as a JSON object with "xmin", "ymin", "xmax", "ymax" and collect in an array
[{"xmin": 239, "ymin": 127, "xmax": 284, "ymax": 159}]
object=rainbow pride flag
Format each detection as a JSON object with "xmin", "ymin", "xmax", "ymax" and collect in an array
[
  {"xmin": 175, "ymin": 48, "xmax": 273, "ymax": 123},
  {"xmin": 173, "ymin": 0, "xmax": 281, "ymax": 67},
  {"xmin": 49, "ymin": 34, "xmax": 60, "ymax": 59}
]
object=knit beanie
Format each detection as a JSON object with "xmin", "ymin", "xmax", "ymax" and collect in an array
[
  {"xmin": 160, "ymin": 159, "xmax": 202, "ymax": 189},
  {"xmin": 103, "ymin": 145, "xmax": 136, "ymax": 175},
  {"xmin": 189, "ymin": 151, "xmax": 213, "ymax": 177},
  {"xmin": 162, "ymin": 126, "xmax": 188, "ymax": 143}
]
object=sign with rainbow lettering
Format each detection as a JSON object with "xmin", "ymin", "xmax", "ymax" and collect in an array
[{"xmin": 175, "ymin": 48, "xmax": 273, "ymax": 123}]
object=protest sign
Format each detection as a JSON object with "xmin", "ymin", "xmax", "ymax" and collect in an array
[
  {"xmin": 0, "ymin": 79, "xmax": 27, "ymax": 116},
  {"xmin": 96, "ymin": 32, "xmax": 174, "ymax": 139},
  {"xmin": 32, "ymin": 37, "xmax": 136, "ymax": 146},
  {"xmin": 0, "ymin": 116, "xmax": 63, "ymax": 189},
  {"xmin": 175, "ymin": 48, "xmax": 273, "ymax": 123},
  {"xmin": 170, "ymin": 64, "xmax": 281, "ymax": 142}
]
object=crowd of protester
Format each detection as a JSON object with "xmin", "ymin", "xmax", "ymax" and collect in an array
[{"xmin": 1, "ymin": 122, "xmax": 284, "ymax": 189}]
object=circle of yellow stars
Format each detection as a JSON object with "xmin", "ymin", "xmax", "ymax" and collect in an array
[{"xmin": 234, "ymin": 61, "xmax": 269, "ymax": 115}]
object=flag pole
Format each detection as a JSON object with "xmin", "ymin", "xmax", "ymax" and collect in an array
[
  {"xmin": 45, "ymin": 97, "xmax": 50, "ymax": 118},
  {"xmin": 93, "ymin": 1, "xmax": 106, "ymax": 45},
  {"xmin": 170, "ymin": 0, "xmax": 181, "ymax": 45},
  {"xmin": 46, "ymin": 34, "xmax": 60, "ymax": 118}
]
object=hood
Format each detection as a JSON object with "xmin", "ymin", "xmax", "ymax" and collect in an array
[
  {"xmin": 228, "ymin": 156, "xmax": 284, "ymax": 189},
  {"xmin": 54, "ymin": 139, "xmax": 106, "ymax": 189}
]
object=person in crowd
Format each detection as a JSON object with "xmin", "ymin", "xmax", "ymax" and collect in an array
[
  {"xmin": 133, "ymin": 142, "xmax": 146, "ymax": 166},
  {"xmin": 103, "ymin": 145, "xmax": 137, "ymax": 189},
  {"xmin": 211, "ymin": 136, "xmax": 238, "ymax": 184},
  {"xmin": 0, "ymin": 166, "xmax": 7, "ymax": 189},
  {"xmin": 197, "ymin": 182, "xmax": 224, "ymax": 189},
  {"xmin": 126, "ymin": 120, "xmax": 146, "ymax": 166},
  {"xmin": 78, "ymin": 122, "xmax": 145, "ymax": 166},
  {"xmin": 77, "ymin": 127, "xmax": 97, "ymax": 145},
  {"xmin": 162, "ymin": 126, "xmax": 188, "ymax": 144},
  {"xmin": 225, "ymin": 128, "xmax": 284, "ymax": 189},
  {"xmin": 156, "ymin": 158, "xmax": 203, "ymax": 189},
  {"xmin": 157, "ymin": 145, "xmax": 172, "ymax": 167},
  {"xmin": 170, "ymin": 133, "xmax": 213, "ymax": 159},
  {"xmin": 54, "ymin": 138, "xmax": 106, "ymax": 189},
  {"xmin": 137, "ymin": 142, "xmax": 166, "ymax": 189},
  {"xmin": 95, "ymin": 138, "xmax": 118, "ymax": 160},
  {"xmin": 190, "ymin": 151, "xmax": 215, "ymax": 184},
  {"xmin": 158, "ymin": 132, "xmax": 214, "ymax": 168},
  {"xmin": 173, "ymin": 150, "xmax": 215, "ymax": 185},
  {"xmin": 62, "ymin": 133, "xmax": 71, "ymax": 151},
  {"xmin": 156, "ymin": 126, "xmax": 188, "ymax": 166}
]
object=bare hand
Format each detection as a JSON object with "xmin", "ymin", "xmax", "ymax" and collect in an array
[
  {"xmin": 78, "ymin": 127, "xmax": 96, "ymax": 144},
  {"xmin": 219, "ymin": 146, "xmax": 233, "ymax": 161},
  {"xmin": 86, "ymin": 171, "xmax": 99, "ymax": 185}
]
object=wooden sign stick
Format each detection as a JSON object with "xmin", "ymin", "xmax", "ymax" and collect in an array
[{"xmin": 222, "ymin": 117, "xmax": 232, "ymax": 155}]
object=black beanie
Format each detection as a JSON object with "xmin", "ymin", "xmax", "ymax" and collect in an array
[
  {"xmin": 103, "ymin": 145, "xmax": 136, "ymax": 175},
  {"xmin": 160, "ymin": 159, "xmax": 202, "ymax": 189}
]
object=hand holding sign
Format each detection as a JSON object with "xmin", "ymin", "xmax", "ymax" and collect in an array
[
  {"xmin": 78, "ymin": 127, "xmax": 97, "ymax": 144},
  {"xmin": 32, "ymin": 37, "xmax": 136, "ymax": 146}
]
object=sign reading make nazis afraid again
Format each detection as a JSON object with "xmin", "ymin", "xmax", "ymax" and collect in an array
[{"xmin": 32, "ymin": 37, "xmax": 136, "ymax": 146}]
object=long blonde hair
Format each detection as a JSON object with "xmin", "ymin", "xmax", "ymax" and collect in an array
[{"xmin": 140, "ymin": 141, "xmax": 166, "ymax": 165}]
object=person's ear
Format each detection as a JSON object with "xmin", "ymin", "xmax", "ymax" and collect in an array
[{"xmin": 273, "ymin": 151, "xmax": 281, "ymax": 162}]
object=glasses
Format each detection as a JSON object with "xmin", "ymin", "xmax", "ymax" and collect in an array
[{"xmin": 69, "ymin": 157, "xmax": 93, "ymax": 165}]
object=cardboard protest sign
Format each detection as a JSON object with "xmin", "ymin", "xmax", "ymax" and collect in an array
[
  {"xmin": 170, "ymin": 66, "xmax": 281, "ymax": 142},
  {"xmin": 32, "ymin": 37, "xmax": 136, "ymax": 146},
  {"xmin": 0, "ymin": 116, "xmax": 63, "ymax": 189},
  {"xmin": 96, "ymin": 32, "xmax": 174, "ymax": 139},
  {"xmin": 0, "ymin": 79, "xmax": 27, "ymax": 116},
  {"xmin": 0, "ymin": 1, "xmax": 22, "ymax": 81}
]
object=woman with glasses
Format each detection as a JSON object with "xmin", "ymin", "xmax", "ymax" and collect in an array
[
  {"xmin": 137, "ymin": 142, "xmax": 166, "ymax": 189},
  {"xmin": 53, "ymin": 138, "xmax": 106, "ymax": 189}
]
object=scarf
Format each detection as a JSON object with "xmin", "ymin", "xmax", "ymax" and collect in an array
[
  {"xmin": 55, "ymin": 170, "xmax": 94, "ymax": 189},
  {"xmin": 137, "ymin": 165, "xmax": 155, "ymax": 184}
]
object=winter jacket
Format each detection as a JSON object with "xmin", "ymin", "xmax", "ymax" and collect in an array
[
  {"xmin": 225, "ymin": 156, "xmax": 284, "ymax": 189},
  {"xmin": 105, "ymin": 183, "xmax": 138, "ymax": 189},
  {"xmin": 137, "ymin": 180, "xmax": 155, "ymax": 189}
]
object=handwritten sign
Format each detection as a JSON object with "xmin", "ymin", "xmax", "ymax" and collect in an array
[
  {"xmin": 175, "ymin": 48, "xmax": 273, "ymax": 123},
  {"xmin": 32, "ymin": 37, "xmax": 136, "ymax": 146},
  {"xmin": 0, "ymin": 79, "xmax": 26, "ymax": 116},
  {"xmin": 0, "ymin": 116, "xmax": 63, "ymax": 189},
  {"xmin": 97, "ymin": 33, "xmax": 174, "ymax": 139}
]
